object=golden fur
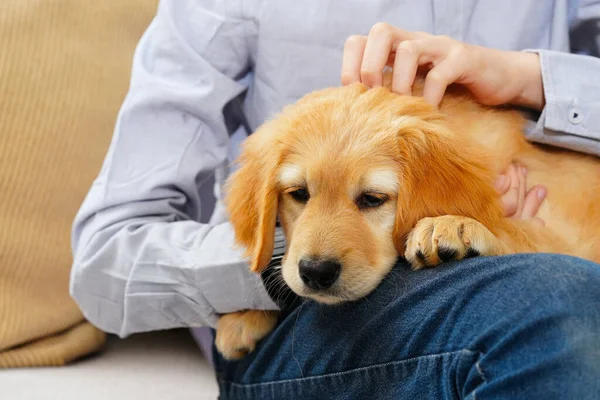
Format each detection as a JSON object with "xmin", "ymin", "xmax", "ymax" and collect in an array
[{"xmin": 215, "ymin": 77, "xmax": 600, "ymax": 359}]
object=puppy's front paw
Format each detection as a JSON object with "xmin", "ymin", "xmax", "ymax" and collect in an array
[
  {"xmin": 215, "ymin": 310, "xmax": 279, "ymax": 360},
  {"xmin": 405, "ymin": 215, "xmax": 503, "ymax": 269}
]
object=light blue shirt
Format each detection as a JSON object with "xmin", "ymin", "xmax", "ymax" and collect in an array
[{"xmin": 70, "ymin": 0, "xmax": 600, "ymax": 337}]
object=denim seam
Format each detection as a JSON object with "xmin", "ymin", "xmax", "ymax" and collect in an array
[
  {"xmin": 473, "ymin": 358, "xmax": 487, "ymax": 400},
  {"xmin": 464, "ymin": 349, "xmax": 487, "ymax": 400},
  {"xmin": 475, "ymin": 360, "xmax": 487, "ymax": 382},
  {"xmin": 220, "ymin": 349, "xmax": 468, "ymax": 389},
  {"xmin": 459, "ymin": 348, "xmax": 487, "ymax": 382}
]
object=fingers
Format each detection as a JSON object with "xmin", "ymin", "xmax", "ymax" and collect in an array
[
  {"xmin": 531, "ymin": 217, "xmax": 546, "ymax": 227},
  {"xmin": 341, "ymin": 22, "xmax": 470, "ymax": 106},
  {"xmin": 494, "ymin": 172, "xmax": 511, "ymax": 195},
  {"xmin": 516, "ymin": 165, "xmax": 526, "ymax": 218},
  {"xmin": 342, "ymin": 23, "xmax": 518, "ymax": 107},
  {"xmin": 341, "ymin": 23, "xmax": 469, "ymax": 106},
  {"xmin": 391, "ymin": 37, "xmax": 447, "ymax": 96},
  {"xmin": 341, "ymin": 23, "xmax": 426, "ymax": 88},
  {"xmin": 346, "ymin": 30, "xmax": 472, "ymax": 106},
  {"xmin": 360, "ymin": 24, "xmax": 397, "ymax": 87},
  {"xmin": 499, "ymin": 164, "xmax": 522, "ymax": 217},
  {"xmin": 421, "ymin": 45, "xmax": 468, "ymax": 106},
  {"xmin": 391, "ymin": 40, "xmax": 421, "ymax": 95},
  {"xmin": 497, "ymin": 163, "xmax": 547, "ymax": 224},
  {"xmin": 341, "ymin": 35, "xmax": 367, "ymax": 85},
  {"xmin": 522, "ymin": 185, "xmax": 547, "ymax": 220}
]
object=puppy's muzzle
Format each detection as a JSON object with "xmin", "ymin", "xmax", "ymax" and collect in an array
[{"xmin": 298, "ymin": 258, "xmax": 341, "ymax": 290}]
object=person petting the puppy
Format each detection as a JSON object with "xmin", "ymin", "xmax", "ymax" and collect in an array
[{"xmin": 70, "ymin": 1, "xmax": 600, "ymax": 399}]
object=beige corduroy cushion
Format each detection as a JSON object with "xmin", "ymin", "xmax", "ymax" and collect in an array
[{"xmin": 0, "ymin": 0, "xmax": 158, "ymax": 367}]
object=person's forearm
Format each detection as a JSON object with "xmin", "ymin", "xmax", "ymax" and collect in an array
[{"xmin": 71, "ymin": 213, "xmax": 278, "ymax": 336}]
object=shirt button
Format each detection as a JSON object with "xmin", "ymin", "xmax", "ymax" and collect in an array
[{"xmin": 569, "ymin": 108, "xmax": 583, "ymax": 125}]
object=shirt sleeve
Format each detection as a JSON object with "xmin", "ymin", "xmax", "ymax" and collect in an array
[
  {"xmin": 523, "ymin": 1, "xmax": 600, "ymax": 156},
  {"xmin": 70, "ymin": 0, "xmax": 278, "ymax": 338}
]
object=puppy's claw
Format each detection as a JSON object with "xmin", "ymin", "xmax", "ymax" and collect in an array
[
  {"xmin": 437, "ymin": 246, "xmax": 459, "ymax": 262},
  {"xmin": 405, "ymin": 215, "xmax": 501, "ymax": 269},
  {"xmin": 465, "ymin": 248, "xmax": 481, "ymax": 258}
]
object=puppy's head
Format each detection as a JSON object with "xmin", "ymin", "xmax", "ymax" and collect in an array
[{"xmin": 225, "ymin": 84, "xmax": 502, "ymax": 304}]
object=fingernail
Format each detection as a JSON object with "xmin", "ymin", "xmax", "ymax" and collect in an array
[
  {"xmin": 521, "ymin": 166, "xmax": 528, "ymax": 176},
  {"xmin": 537, "ymin": 186, "xmax": 547, "ymax": 200}
]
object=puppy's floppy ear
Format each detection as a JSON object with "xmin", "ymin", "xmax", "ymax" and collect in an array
[
  {"xmin": 392, "ymin": 118, "xmax": 503, "ymax": 253},
  {"xmin": 225, "ymin": 121, "xmax": 282, "ymax": 273}
]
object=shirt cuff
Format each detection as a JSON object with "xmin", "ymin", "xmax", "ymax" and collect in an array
[
  {"xmin": 522, "ymin": 49, "xmax": 600, "ymax": 156},
  {"xmin": 193, "ymin": 223, "xmax": 280, "ymax": 317}
]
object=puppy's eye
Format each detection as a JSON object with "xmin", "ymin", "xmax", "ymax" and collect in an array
[
  {"xmin": 357, "ymin": 193, "xmax": 387, "ymax": 209},
  {"xmin": 289, "ymin": 188, "xmax": 310, "ymax": 203}
]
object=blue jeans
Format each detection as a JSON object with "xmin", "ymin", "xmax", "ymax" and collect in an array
[{"xmin": 213, "ymin": 254, "xmax": 600, "ymax": 399}]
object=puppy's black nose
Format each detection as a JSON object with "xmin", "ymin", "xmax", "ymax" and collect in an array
[{"xmin": 298, "ymin": 259, "xmax": 341, "ymax": 290}]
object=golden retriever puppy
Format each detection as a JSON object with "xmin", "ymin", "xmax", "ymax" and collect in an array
[{"xmin": 214, "ymin": 78, "xmax": 600, "ymax": 360}]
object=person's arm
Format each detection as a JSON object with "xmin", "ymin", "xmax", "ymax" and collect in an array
[
  {"xmin": 342, "ymin": 5, "xmax": 600, "ymax": 157},
  {"xmin": 521, "ymin": 1, "xmax": 600, "ymax": 157},
  {"xmin": 70, "ymin": 0, "xmax": 278, "ymax": 338}
]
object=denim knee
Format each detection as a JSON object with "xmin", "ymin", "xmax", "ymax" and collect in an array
[
  {"xmin": 460, "ymin": 254, "xmax": 600, "ymax": 399},
  {"xmin": 215, "ymin": 254, "xmax": 600, "ymax": 399}
]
